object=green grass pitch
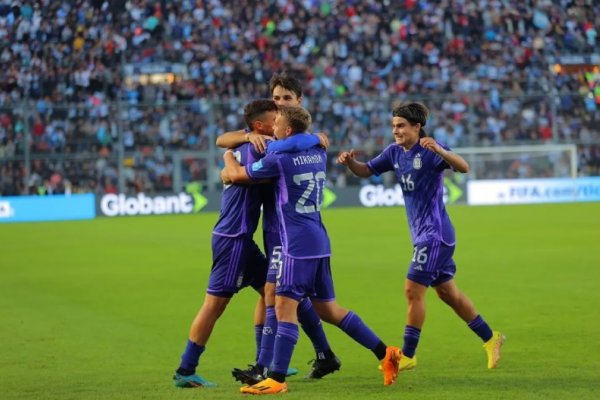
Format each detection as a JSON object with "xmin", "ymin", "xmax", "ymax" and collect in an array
[{"xmin": 1, "ymin": 203, "xmax": 599, "ymax": 399}]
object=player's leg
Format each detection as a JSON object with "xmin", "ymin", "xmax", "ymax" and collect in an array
[
  {"xmin": 297, "ymin": 296, "xmax": 342, "ymax": 379},
  {"xmin": 400, "ymin": 242, "xmax": 445, "ymax": 371},
  {"xmin": 174, "ymin": 235, "xmax": 253, "ymax": 388},
  {"xmin": 311, "ymin": 257, "xmax": 400, "ymax": 386},
  {"xmin": 242, "ymin": 255, "xmax": 315, "ymax": 394},
  {"xmin": 434, "ymin": 278, "xmax": 505, "ymax": 368},
  {"xmin": 402, "ymin": 278, "xmax": 427, "ymax": 365},
  {"xmin": 241, "ymin": 294, "xmax": 299, "ymax": 394},
  {"xmin": 174, "ymin": 293, "xmax": 230, "ymax": 388},
  {"xmin": 256, "ymin": 242, "xmax": 281, "ymax": 373},
  {"xmin": 253, "ymin": 294, "xmax": 266, "ymax": 361}
]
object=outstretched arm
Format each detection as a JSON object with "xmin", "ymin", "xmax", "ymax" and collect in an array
[
  {"xmin": 420, "ymin": 137, "xmax": 469, "ymax": 173},
  {"xmin": 267, "ymin": 132, "xmax": 322, "ymax": 153},
  {"xmin": 221, "ymin": 150, "xmax": 252, "ymax": 184},
  {"xmin": 216, "ymin": 129, "xmax": 273, "ymax": 153},
  {"xmin": 337, "ymin": 149, "xmax": 373, "ymax": 178}
]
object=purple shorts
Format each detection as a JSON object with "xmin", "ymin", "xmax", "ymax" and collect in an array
[
  {"xmin": 276, "ymin": 255, "xmax": 336, "ymax": 302},
  {"xmin": 207, "ymin": 234, "xmax": 267, "ymax": 298},
  {"xmin": 263, "ymin": 231, "xmax": 281, "ymax": 284},
  {"xmin": 406, "ymin": 241, "xmax": 456, "ymax": 287}
]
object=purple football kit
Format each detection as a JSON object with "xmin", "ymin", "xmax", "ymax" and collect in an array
[
  {"xmin": 367, "ymin": 141, "xmax": 457, "ymax": 287},
  {"xmin": 208, "ymin": 142, "xmax": 268, "ymax": 297},
  {"xmin": 262, "ymin": 133, "xmax": 321, "ymax": 285},
  {"xmin": 246, "ymin": 145, "xmax": 335, "ymax": 302}
]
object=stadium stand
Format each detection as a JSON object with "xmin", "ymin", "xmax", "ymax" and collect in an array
[{"xmin": 0, "ymin": 0, "xmax": 599, "ymax": 195}]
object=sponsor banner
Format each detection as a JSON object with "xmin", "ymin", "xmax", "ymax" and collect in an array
[
  {"xmin": 0, "ymin": 194, "xmax": 95, "ymax": 223},
  {"xmin": 354, "ymin": 178, "xmax": 465, "ymax": 208},
  {"xmin": 96, "ymin": 178, "xmax": 468, "ymax": 218},
  {"xmin": 467, "ymin": 177, "xmax": 600, "ymax": 205},
  {"xmin": 97, "ymin": 182, "xmax": 220, "ymax": 217}
]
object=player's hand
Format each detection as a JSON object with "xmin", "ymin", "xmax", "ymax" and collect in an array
[
  {"xmin": 420, "ymin": 137, "xmax": 443, "ymax": 155},
  {"xmin": 247, "ymin": 132, "xmax": 273, "ymax": 153},
  {"xmin": 220, "ymin": 169, "xmax": 232, "ymax": 185},
  {"xmin": 316, "ymin": 132, "xmax": 329, "ymax": 150},
  {"xmin": 337, "ymin": 149, "xmax": 356, "ymax": 165}
]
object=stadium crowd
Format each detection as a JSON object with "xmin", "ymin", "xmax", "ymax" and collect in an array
[{"xmin": 0, "ymin": 0, "xmax": 599, "ymax": 195}]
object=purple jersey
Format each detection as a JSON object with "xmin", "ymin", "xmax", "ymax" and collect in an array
[
  {"xmin": 213, "ymin": 143, "xmax": 263, "ymax": 237},
  {"xmin": 261, "ymin": 134, "xmax": 321, "ymax": 234},
  {"xmin": 367, "ymin": 141, "xmax": 456, "ymax": 246},
  {"xmin": 246, "ymin": 145, "xmax": 331, "ymax": 259},
  {"xmin": 260, "ymin": 184, "xmax": 279, "ymax": 233}
]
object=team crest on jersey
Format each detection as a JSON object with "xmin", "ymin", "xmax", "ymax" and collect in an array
[{"xmin": 413, "ymin": 154, "xmax": 422, "ymax": 170}]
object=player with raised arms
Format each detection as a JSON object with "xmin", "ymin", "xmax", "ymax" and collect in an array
[{"xmin": 337, "ymin": 102, "xmax": 505, "ymax": 373}]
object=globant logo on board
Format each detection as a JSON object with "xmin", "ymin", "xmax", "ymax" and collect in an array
[
  {"xmin": 359, "ymin": 184, "xmax": 405, "ymax": 207},
  {"xmin": 100, "ymin": 193, "xmax": 194, "ymax": 217}
]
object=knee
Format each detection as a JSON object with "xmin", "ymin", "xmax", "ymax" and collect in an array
[
  {"xmin": 274, "ymin": 300, "xmax": 298, "ymax": 323},
  {"xmin": 202, "ymin": 296, "xmax": 229, "ymax": 317},
  {"xmin": 315, "ymin": 302, "xmax": 347, "ymax": 325},
  {"xmin": 404, "ymin": 285, "xmax": 423, "ymax": 303}
]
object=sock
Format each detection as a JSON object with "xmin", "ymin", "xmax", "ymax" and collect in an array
[
  {"xmin": 316, "ymin": 349, "xmax": 336, "ymax": 360},
  {"xmin": 338, "ymin": 311, "xmax": 382, "ymax": 359},
  {"xmin": 254, "ymin": 324, "xmax": 264, "ymax": 362},
  {"xmin": 468, "ymin": 315, "xmax": 493, "ymax": 342},
  {"xmin": 257, "ymin": 306, "xmax": 277, "ymax": 368},
  {"xmin": 298, "ymin": 297, "xmax": 331, "ymax": 354},
  {"xmin": 270, "ymin": 321, "xmax": 299, "ymax": 381},
  {"xmin": 177, "ymin": 339, "xmax": 205, "ymax": 375},
  {"xmin": 402, "ymin": 325, "xmax": 421, "ymax": 358}
]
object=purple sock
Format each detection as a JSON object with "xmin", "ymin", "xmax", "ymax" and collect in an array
[
  {"xmin": 338, "ymin": 311, "xmax": 381, "ymax": 351},
  {"xmin": 179, "ymin": 339, "xmax": 205, "ymax": 373},
  {"xmin": 468, "ymin": 315, "xmax": 493, "ymax": 342},
  {"xmin": 402, "ymin": 325, "xmax": 421, "ymax": 358},
  {"xmin": 271, "ymin": 322, "xmax": 299, "ymax": 377},
  {"xmin": 254, "ymin": 324, "xmax": 264, "ymax": 362},
  {"xmin": 257, "ymin": 306, "xmax": 277, "ymax": 368},
  {"xmin": 298, "ymin": 297, "xmax": 331, "ymax": 353}
]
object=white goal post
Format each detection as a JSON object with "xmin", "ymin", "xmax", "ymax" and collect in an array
[{"xmin": 454, "ymin": 144, "xmax": 578, "ymax": 180}]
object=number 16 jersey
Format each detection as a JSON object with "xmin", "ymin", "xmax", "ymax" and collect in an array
[{"xmin": 367, "ymin": 141, "xmax": 456, "ymax": 246}]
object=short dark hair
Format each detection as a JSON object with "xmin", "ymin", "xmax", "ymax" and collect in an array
[
  {"xmin": 392, "ymin": 102, "xmax": 430, "ymax": 137},
  {"xmin": 269, "ymin": 72, "xmax": 303, "ymax": 98},
  {"xmin": 277, "ymin": 105, "xmax": 312, "ymax": 134},
  {"xmin": 243, "ymin": 99, "xmax": 278, "ymax": 130}
]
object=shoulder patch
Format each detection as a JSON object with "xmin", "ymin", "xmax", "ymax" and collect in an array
[{"xmin": 251, "ymin": 159, "xmax": 263, "ymax": 171}]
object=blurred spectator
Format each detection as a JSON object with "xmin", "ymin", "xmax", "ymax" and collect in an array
[{"xmin": 0, "ymin": 0, "xmax": 599, "ymax": 195}]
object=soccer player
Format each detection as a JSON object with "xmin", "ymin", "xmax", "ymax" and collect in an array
[
  {"xmin": 222, "ymin": 105, "xmax": 401, "ymax": 394},
  {"xmin": 218, "ymin": 73, "xmax": 342, "ymax": 382},
  {"xmin": 337, "ymin": 102, "xmax": 505, "ymax": 373},
  {"xmin": 172, "ymin": 99, "xmax": 279, "ymax": 388}
]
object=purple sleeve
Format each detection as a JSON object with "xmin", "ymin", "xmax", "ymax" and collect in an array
[
  {"xmin": 245, "ymin": 153, "xmax": 281, "ymax": 180},
  {"xmin": 434, "ymin": 141, "xmax": 452, "ymax": 171},
  {"xmin": 366, "ymin": 145, "xmax": 395, "ymax": 176}
]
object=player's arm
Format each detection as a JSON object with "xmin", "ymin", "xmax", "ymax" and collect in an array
[
  {"xmin": 420, "ymin": 137, "xmax": 469, "ymax": 173},
  {"xmin": 267, "ymin": 132, "xmax": 324, "ymax": 153},
  {"xmin": 216, "ymin": 129, "xmax": 272, "ymax": 153},
  {"xmin": 221, "ymin": 150, "xmax": 252, "ymax": 184},
  {"xmin": 337, "ymin": 149, "xmax": 373, "ymax": 177}
]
